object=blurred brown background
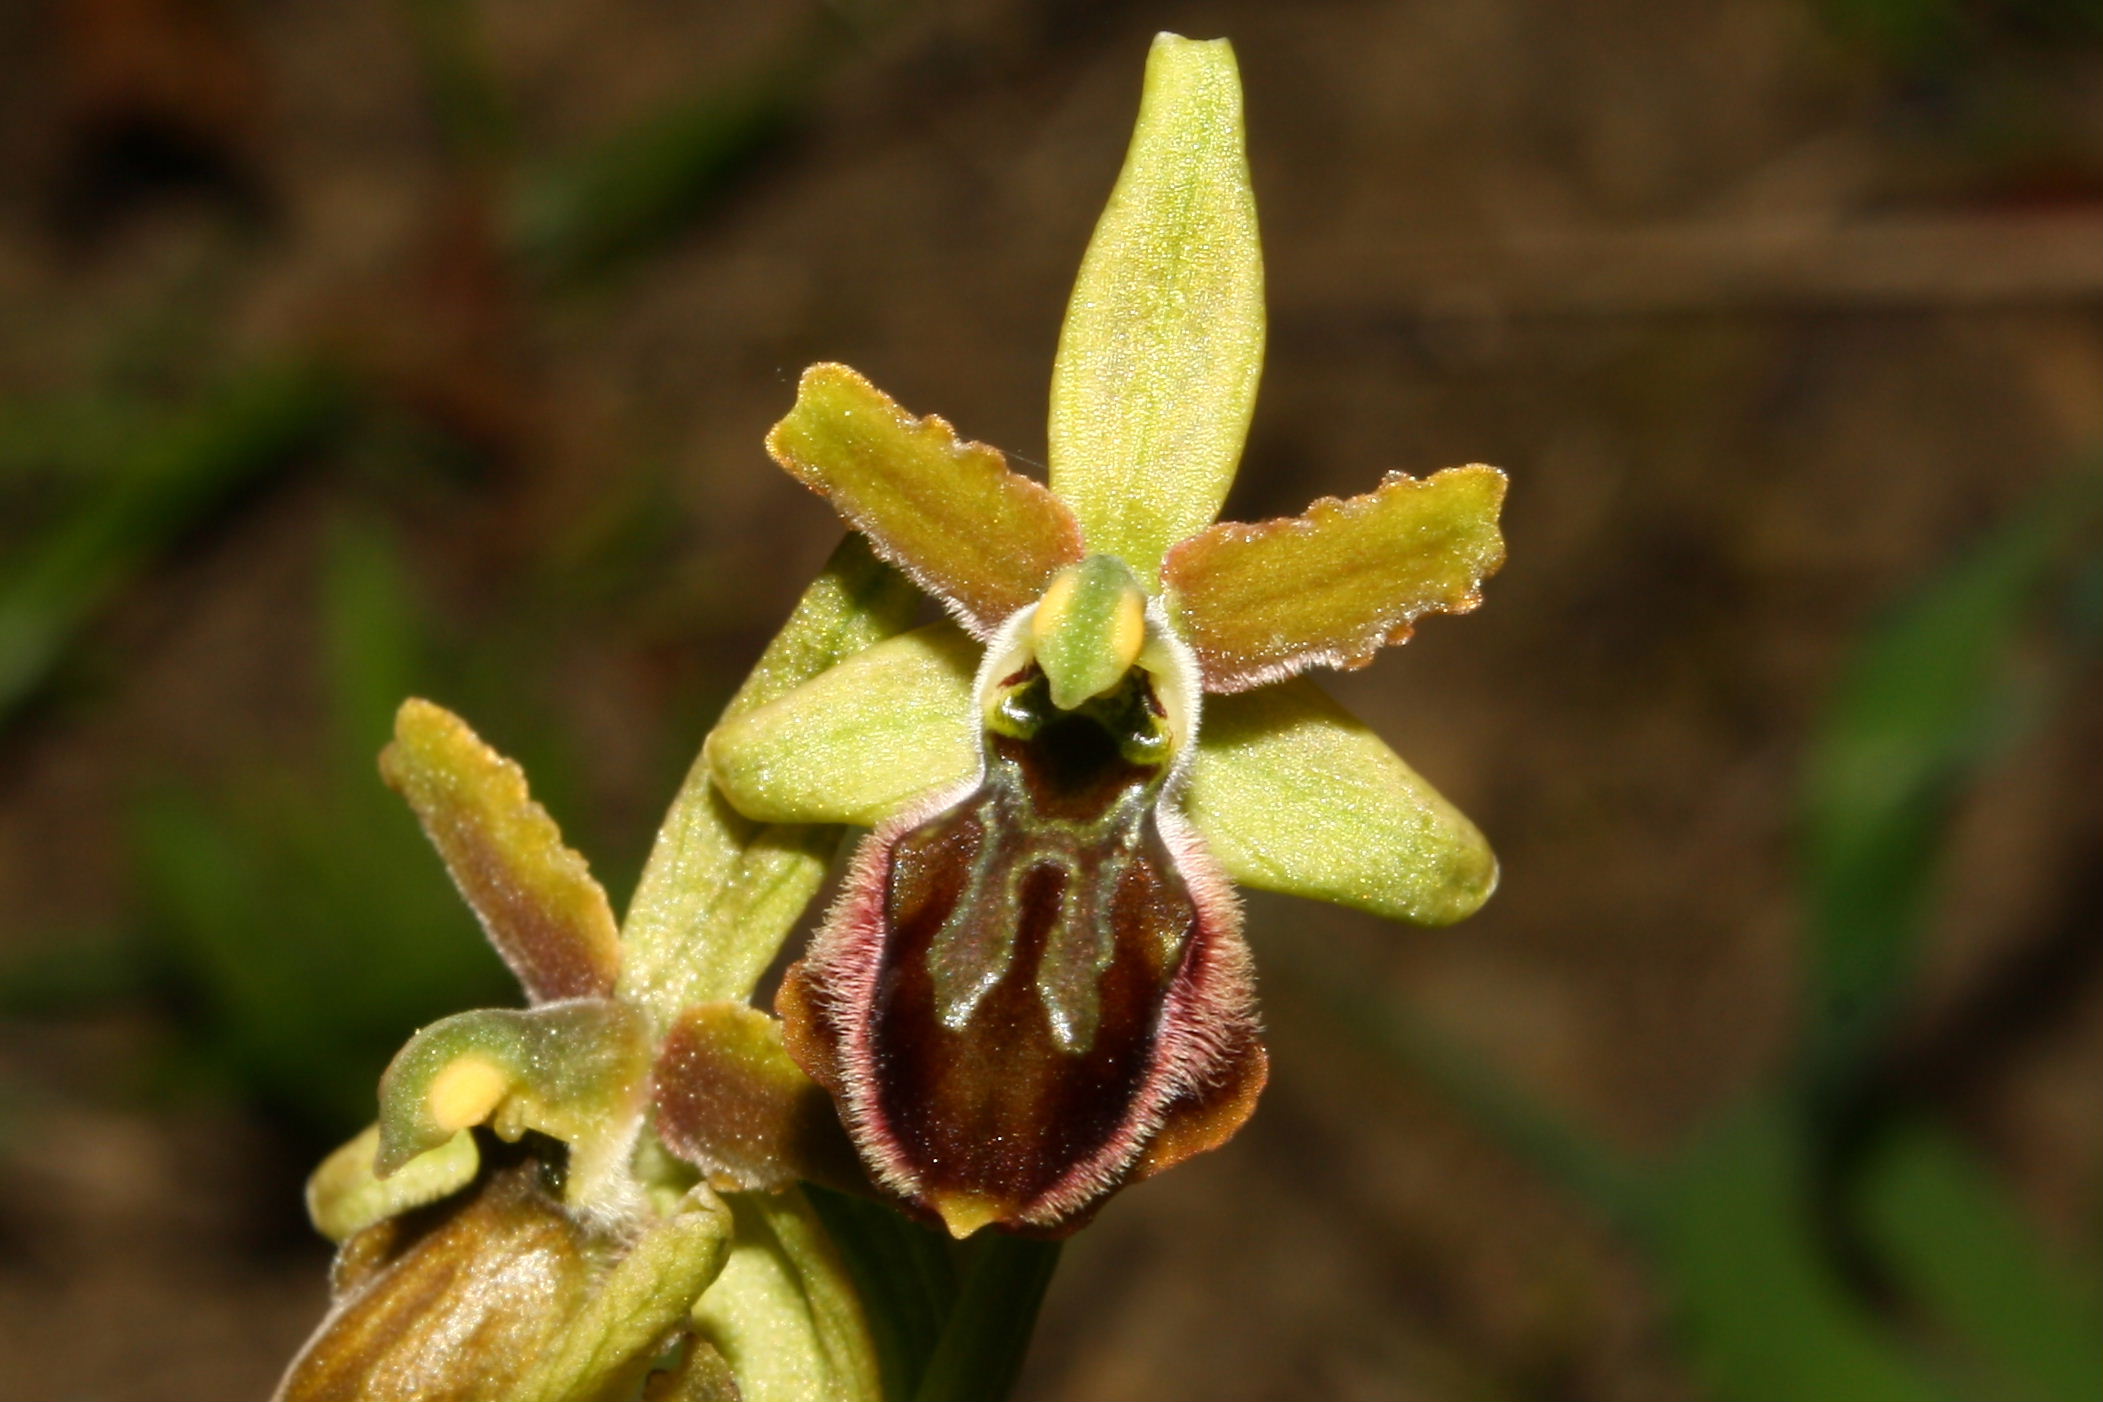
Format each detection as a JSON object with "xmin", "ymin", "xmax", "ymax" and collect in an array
[{"xmin": 2, "ymin": 1, "xmax": 2100, "ymax": 1398}]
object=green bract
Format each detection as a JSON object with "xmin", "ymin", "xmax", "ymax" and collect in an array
[{"xmin": 708, "ymin": 32, "xmax": 1507, "ymax": 1239}]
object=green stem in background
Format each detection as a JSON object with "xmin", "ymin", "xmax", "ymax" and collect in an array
[
  {"xmin": 911, "ymin": 1235, "xmax": 1062, "ymax": 1402},
  {"xmin": 1795, "ymin": 464, "xmax": 2103, "ymax": 1110}
]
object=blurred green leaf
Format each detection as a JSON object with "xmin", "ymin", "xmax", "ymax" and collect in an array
[
  {"xmin": 0, "ymin": 393, "xmax": 155, "ymax": 487},
  {"xmin": 1656, "ymin": 1104, "xmax": 1945, "ymax": 1402},
  {"xmin": 322, "ymin": 515, "xmax": 426, "ymax": 765},
  {"xmin": 0, "ymin": 929, "xmax": 156, "ymax": 1015},
  {"xmin": 1859, "ymin": 1120, "xmax": 2103, "ymax": 1402},
  {"xmin": 0, "ymin": 362, "xmax": 348, "ymax": 724},
  {"xmin": 130, "ymin": 521, "xmax": 512, "ymax": 1137},
  {"xmin": 505, "ymin": 5, "xmax": 918, "ymax": 287},
  {"xmin": 1294, "ymin": 464, "xmax": 2103, "ymax": 1402},
  {"xmin": 396, "ymin": 0, "xmax": 515, "ymax": 168},
  {"xmin": 512, "ymin": 77, "xmax": 804, "ymax": 286},
  {"xmin": 1799, "ymin": 469, "xmax": 2103, "ymax": 1090}
]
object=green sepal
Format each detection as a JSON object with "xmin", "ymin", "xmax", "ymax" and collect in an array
[
  {"xmin": 620, "ymin": 535, "xmax": 918, "ymax": 1025},
  {"xmin": 512, "ymin": 1186, "xmax": 735, "ymax": 1402},
  {"xmin": 1164, "ymin": 465, "xmax": 1506, "ymax": 692},
  {"xmin": 375, "ymin": 999, "xmax": 653, "ymax": 1211},
  {"xmin": 706, "ymin": 622, "xmax": 980, "ymax": 826},
  {"xmin": 1049, "ymin": 33, "xmax": 1264, "ymax": 577},
  {"xmin": 381, "ymin": 697, "xmax": 623, "ymax": 1002},
  {"xmin": 1180, "ymin": 677, "xmax": 1496, "ymax": 925},
  {"xmin": 305, "ymin": 1123, "xmax": 480, "ymax": 1243},
  {"xmin": 769, "ymin": 363, "xmax": 1084, "ymax": 634},
  {"xmin": 691, "ymin": 1189, "xmax": 884, "ymax": 1402}
]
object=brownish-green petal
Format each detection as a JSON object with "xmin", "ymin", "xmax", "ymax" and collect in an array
[
  {"xmin": 768, "ymin": 363, "xmax": 1083, "ymax": 634},
  {"xmin": 705, "ymin": 622, "xmax": 981, "ymax": 827},
  {"xmin": 382, "ymin": 697, "xmax": 621, "ymax": 1001},
  {"xmin": 375, "ymin": 999, "xmax": 653, "ymax": 1211},
  {"xmin": 620, "ymin": 535, "xmax": 918, "ymax": 1026},
  {"xmin": 1048, "ymin": 33, "xmax": 1264, "ymax": 576},
  {"xmin": 1179, "ymin": 678, "xmax": 1497, "ymax": 925},
  {"xmin": 653, "ymin": 1002, "xmax": 866, "ymax": 1194},
  {"xmin": 1163, "ymin": 465, "xmax": 1507, "ymax": 693}
]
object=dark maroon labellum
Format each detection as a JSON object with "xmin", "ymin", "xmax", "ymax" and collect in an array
[{"xmin": 780, "ymin": 670, "xmax": 1265, "ymax": 1235}]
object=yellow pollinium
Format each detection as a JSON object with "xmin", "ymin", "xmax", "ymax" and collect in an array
[
  {"xmin": 425, "ymin": 1055, "xmax": 512, "ymax": 1133},
  {"xmin": 1031, "ymin": 555, "xmax": 1147, "ymax": 710}
]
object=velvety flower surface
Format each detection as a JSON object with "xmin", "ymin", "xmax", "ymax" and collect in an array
[{"xmin": 705, "ymin": 33, "xmax": 1507, "ymax": 1238}]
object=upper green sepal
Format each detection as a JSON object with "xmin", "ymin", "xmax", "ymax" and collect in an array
[
  {"xmin": 375, "ymin": 998, "xmax": 653, "ymax": 1211},
  {"xmin": 1179, "ymin": 677, "xmax": 1497, "ymax": 925},
  {"xmin": 1049, "ymin": 33, "xmax": 1265, "ymax": 576}
]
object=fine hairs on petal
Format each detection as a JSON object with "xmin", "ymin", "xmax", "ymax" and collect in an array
[
  {"xmin": 1013, "ymin": 805, "xmax": 1256, "ymax": 1228},
  {"xmin": 786, "ymin": 775, "xmax": 1260, "ymax": 1231},
  {"xmin": 789, "ymin": 778, "xmax": 984, "ymax": 1205},
  {"xmin": 786, "ymin": 592, "xmax": 1241, "ymax": 1231}
]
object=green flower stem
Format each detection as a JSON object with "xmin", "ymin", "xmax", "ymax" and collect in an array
[
  {"xmin": 911, "ymin": 1236, "xmax": 1063, "ymax": 1402},
  {"xmin": 802, "ymin": 1187, "xmax": 959, "ymax": 1401}
]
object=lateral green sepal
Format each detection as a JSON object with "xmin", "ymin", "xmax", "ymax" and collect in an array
[
  {"xmin": 706, "ymin": 623, "xmax": 981, "ymax": 826},
  {"xmin": 1179, "ymin": 677, "xmax": 1496, "ymax": 925},
  {"xmin": 375, "ymin": 999, "xmax": 652, "ymax": 1211},
  {"xmin": 1048, "ymin": 33, "xmax": 1265, "ymax": 576}
]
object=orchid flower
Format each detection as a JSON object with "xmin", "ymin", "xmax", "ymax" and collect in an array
[
  {"xmin": 705, "ymin": 33, "xmax": 1507, "ymax": 1239},
  {"xmin": 280, "ymin": 631, "xmax": 902, "ymax": 1402}
]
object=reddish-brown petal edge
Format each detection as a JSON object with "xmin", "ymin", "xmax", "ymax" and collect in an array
[{"xmin": 776, "ymin": 786, "xmax": 1261, "ymax": 1234}]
